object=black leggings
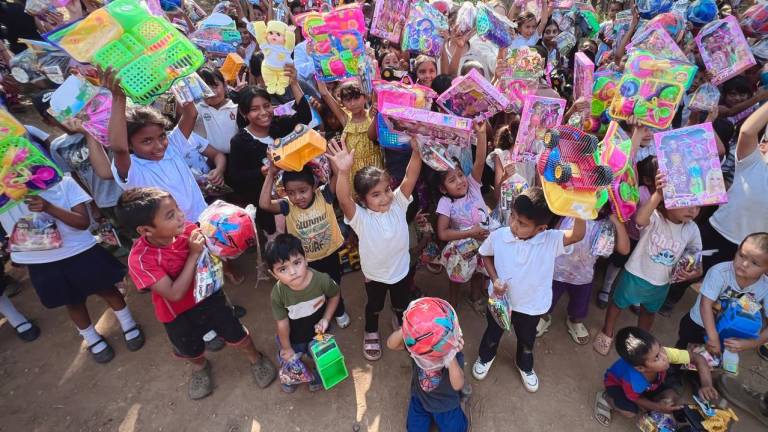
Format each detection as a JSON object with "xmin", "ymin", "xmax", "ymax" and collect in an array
[
  {"xmin": 675, "ymin": 313, "xmax": 707, "ymax": 349},
  {"xmin": 364, "ymin": 276, "xmax": 410, "ymax": 333},
  {"xmin": 308, "ymin": 249, "xmax": 345, "ymax": 317},
  {"xmin": 478, "ymin": 308, "xmax": 539, "ymax": 372}
]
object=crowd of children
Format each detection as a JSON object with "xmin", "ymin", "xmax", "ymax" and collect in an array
[{"xmin": 2, "ymin": 0, "xmax": 768, "ymax": 430}]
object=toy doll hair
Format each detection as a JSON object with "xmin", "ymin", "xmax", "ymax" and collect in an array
[
  {"xmin": 353, "ymin": 166, "xmax": 390, "ymax": 203},
  {"xmin": 740, "ymin": 232, "xmax": 768, "ymax": 255},
  {"xmin": 338, "ymin": 80, "xmax": 365, "ymax": 101},
  {"xmin": 516, "ymin": 11, "xmax": 537, "ymax": 26},
  {"xmin": 494, "ymin": 122, "xmax": 520, "ymax": 151},
  {"xmin": 115, "ymin": 187, "xmax": 172, "ymax": 232},
  {"xmin": 615, "ymin": 326, "xmax": 658, "ymax": 367},
  {"xmin": 198, "ymin": 68, "xmax": 226, "ymax": 88},
  {"xmin": 264, "ymin": 233, "xmax": 306, "ymax": 269},
  {"xmin": 512, "ymin": 186, "xmax": 555, "ymax": 226},
  {"xmin": 126, "ymin": 105, "xmax": 172, "ymax": 142},
  {"xmin": 235, "ymin": 85, "xmax": 272, "ymax": 128}
]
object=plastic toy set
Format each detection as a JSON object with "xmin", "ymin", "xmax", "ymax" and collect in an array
[
  {"xmin": 299, "ymin": 4, "xmax": 366, "ymax": 82},
  {"xmin": 48, "ymin": 74, "xmax": 112, "ymax": 146},
  {"xmin": 513, "ymin": 95, "xmax": 566, "ymax": 160},
  {"xmin": 496, "ymin": 47, "xmax": 545, "ymax": 113},
  {"xmin": 609, "ymin": 50, "xmax": 697, "ymax": 129},
  {"xmin": 475, "ymin": 2, "xmax": 517, "ymax": 48},
  {"xmin": 189, "ymin": 13, "xmax": 242, "ymax": 56},
  {"xmin": 370, "ymin": 0, "xmax": 410, "ymax": 43},
  {"xmin": 271, "ymin": 124, "xmax": 327, "ymax": 171},
  {"xmin": 401, "ymin": 297, "xmax": 463, "ymax": 371},
  {"xmin": 382, "ymin": 105, "xmax": 474, "ymax": 148},
  {"xmin": 695, "ymin": 16, "xmax": 756, "ymax": 86},
  {"xmin": 688, "ymin": 83, "xmax": 720, "ymax": 112},
  {"xmin": 373, "ymin": 78, "xmax": 437, "ymax": 150},
  {"xmin": 436, "ymin": 69, "xmax": 510, "ymax": 121},
  {"xmin": 401, "ymin": 1, "xmax": 448, "ymax": 57},
  {"xmin": 627, "ymin": 22, "xmax": 688, "ymax": 62},
  {"xmin": 585, "ymin": 70, "xmax": 621, "ymax": 136},
  {"xmin": 0, "ymin": 136, "xmax": 63, "ymax": 214},
  {"xmin": 653, "ymin": 123, "xmax": 727, "ymax": 209},
  {"xmin": 599, "ymin": 122, "xmax": 639, "ymax": 222},
  {"xmin": 310, "ymin": 333, "xmax": 349, "ymax": 390}
]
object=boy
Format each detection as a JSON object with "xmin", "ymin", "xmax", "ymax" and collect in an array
[
  {"xmin": 472, "ymin": 187, "xmax": 586, "ymax": 392},
  {"xmin": 594, "ymin": 326, "xmax": 719, "ymax": 427},
  {"xmin": 265, "ymin": 234, "xmax": 340, "ymax": 393},
  {"xmin": 116, "ymin": 187, "xmax": 276, "ymax": 400},
  {"xmin": 259, "ymin": 164, "xmax": 350, "ymax": 328}
]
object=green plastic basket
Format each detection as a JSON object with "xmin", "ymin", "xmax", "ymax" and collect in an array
[
  {"xmin": 309, "ymin": 335, "xmax": 349, "ymax": 390},
  {"xmin": 93, "ymin": 39, "xmax": 133, "ymax": 70},
  {"xmin": 117, "ymin": 54, "xmax": 169, "ymax": 100},
  {"xmin": 105, "ymin": 0, "xmax": 150, "ymax": 31},
  {"xmin": 131, "ymin": 16, "xmax": 168, "ymax": 46}
]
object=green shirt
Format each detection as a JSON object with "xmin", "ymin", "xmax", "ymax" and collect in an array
[{"xmin": 270, "ymin": 269, "xmax": 339, "ymax": 344}]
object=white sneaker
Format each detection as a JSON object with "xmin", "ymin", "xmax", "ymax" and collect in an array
[
  {"xmin": 335, "ymin": 312, "xmax": 351, "ymax": 329},
  {"xmin": 518, "ymin": 367, "xmax": 539, "ymax": 392},
  {"xmin": 472, "ymin": 357, "xmax": 495, "ymax": 380},
  {"xmin": 536, "ymin": 314, "xmax": 552, "ymax": 337}
]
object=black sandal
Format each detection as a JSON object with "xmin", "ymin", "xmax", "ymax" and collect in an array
[
  {"xmin": 88, "ymin": 338, "xmax": 115, "ymax": 364},
  {"xmin": 123, "ymin": 325, "xmax": 145, "ymax": 352},
  {"xmin": 14, "ymin": 321, "xmax": 40, "ymax": 342}
]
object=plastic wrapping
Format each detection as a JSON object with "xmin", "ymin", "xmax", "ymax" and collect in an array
[
  {"xmin": 48, "ymin": 75, "xmax": 113, "ymax": 147},
  {"xmin": 193, "ymin": 249, "xmax": 224, "ymax": 303},
  {"xmin": 635, "ymin": 0, "xmax": 673, "ymax": 19},
  {"xmin": 197, "ymin": 200, "xmax": 258, "ymax": 259},
  {"xmin": 401, "ymin": 297, "xmax": 463, "ymax": 372},
  {"xmin": 189, "ymin": 13, "xmax": 241, "ymax": 56},
  {"xmin": 278, "ymin": 353, "xmax": 314, "ymax": 385},
  {"xmin": 401, "ymin": 1, "xmax": 447, "ymax": 57},
  {"xmin": 590, "ymin": 221, "xmax": 615, "ymax": 257},
  {"xmin": 488, "ymin": 293, "xmax": 512, "ymax": 332},
  {"xmin": 600, "ymin": 122, "xmax": 639, "ymax": 222},
  {"xmin": 436, "ymin": 69, "xmax": 510, "ymax": 121},
  {"xmin": 370, "ymin": 0, "xmax": 410, "ymax": 43},
  {"xmin": 298, "ymin": 4, "xmax": 366, "ymax": 82},
  {"xmin": 10, "ymin": 214, "xmax": 63, "ymax": 252},
  {"xmin": 513, "ymin": 95, "xmax": 566, "ymax": 160},
  {"xmin": 441, "ymin": 238, "xmax": 483, "ymax": 283},
  {"xmin": 170, "ymin": 73, "xmax": 215, "ymax": 104},
  {"xmin": 688, "ymin": 83, "xmax": 720, "ymax": 112},
  {"xmin": 670, "ymin": 248, "xmax": 702, "ymax": 283},
  {"xmin": 475, "ymin": 3, "xmax": 517, "ymax": 48},
  {"xmin": 0, "ymin": 136, "xmax": 63, "ymax": 213},
  {"xmin": 695, "ymin": 16, "xmax": 756, "ymax": 86},
  {"xmin": 382, "ymin": 105, "xmax": 473, "ymax": 148},
  {"xmin": 455, "ymin": 2, "xmax": 476, "ymax": 35}
]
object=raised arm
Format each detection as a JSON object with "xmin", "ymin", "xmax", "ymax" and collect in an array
[
  {"xmin": 610, "ymin": 214, "xmax": 631, "ymax": 256},
  {"xmin": 103, "ymin": 67, "xmax": 131, "ymax": 180},
  {"xmin": 471, "ymin": 121, "xmax": 488, "ymax": 182},
  {"xmin": 326, "ymin": 139, "xmax": 357, "ymax": 220},
  {"xmin": 317, "ymin": 79, "xmax": 348, "ymax": 127},
  {"xmin": 536, "ymin": 0, "xmax": 551, "ymax": 36},
  {"xmin": 563, "ymin": 217, "xmax": 586, "ymax": 246},
  {"xmin": 63, "ymin": 118, "xmax": 113, "ymax": 180},
  {"xmin": 177, "ymin": 101, "xmax": 197, "ymax": 139},
  {"xmin": 399, "ymin": 136, "xmax": 423, "ymax": 199},
  {"xmin": 258, "ymin": 165, "xmax": 283, "ymax": 214},
  {"xmin": 736, "ymin": 97, "xmax": 768, "ymax": 161},
  {"xmin": 635, "ymin": 173, "xmax": 665, "ymax": 227}
]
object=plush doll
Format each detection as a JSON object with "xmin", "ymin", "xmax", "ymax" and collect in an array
[{"xmin": 252, "ymin": 20, "xmax": 296, "ymax": 95}]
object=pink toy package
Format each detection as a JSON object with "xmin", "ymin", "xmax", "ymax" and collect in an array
[
  {"xmin": 436, "ymin": 69, "xmax": 510, "ymax": 121},
  {"xmin": 695, "ymin": 16, "xmax": 756, "ymax": 86},
  {"xmin": 382, "ymin": 104, "xmax": 473, "ymax": 148},
  {"xmin": 573, "ymin": 52, "xmax": 594, "ymax": 101},
  {"xmin": 370, "ymin": 0, "xmax": 410, "ymax": 43},
  {"xmin": 402, "ymin": 1, "xmax": 448, "ymax": 57},
  {"xmin": 496, "ymin": 47, "xmax": 544, "ymax": 112},
  {"xmin": 513, "ymin": 95, "xmax": 566, "ymax": 160},
  {"xmin": 627, "ymin": 22, "xmax": 687, "ymax": 62},
  {"xmin": 653, "ymin": 123, "xmax": 728, "ymax": 209}
]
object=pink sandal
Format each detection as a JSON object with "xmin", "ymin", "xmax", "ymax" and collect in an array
[
  {"xmin": 363, "ymin": 332, "xmax": 382, "ymax": 361},
  {"xmin": 593, "ymin": 331, "xmax": 613, "ymax": 356}
]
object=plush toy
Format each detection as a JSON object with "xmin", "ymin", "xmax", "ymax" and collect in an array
[{"xmin": 253, "ymin": 20, "xmax": 296, "ymax": 95}]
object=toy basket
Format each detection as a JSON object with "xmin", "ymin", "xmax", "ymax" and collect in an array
[
  {"xmin": 309, "ymin": 334, "xmax": 348, "ymax": 390},
  {"xmin": 0, "ymin": 136, "xmax": 63, "ymax": 213}
]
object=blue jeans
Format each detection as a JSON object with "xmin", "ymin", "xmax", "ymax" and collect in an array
[{"xmin": 406, "ymin": 395, "xmax": 468, "ymax": 432}]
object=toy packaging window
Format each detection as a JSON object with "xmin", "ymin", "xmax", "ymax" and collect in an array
[
  {"xmin": 382, "ymin": 104, "xmax": 474, "ymax": 148},
  {"xmin": 695, "ymin": 16, "xmax": 757, "ymax": 86},
  {"xmin": 370, "ymin": 0, "xmax": 410, "ymax": 43},
  {"xmin": 573, "ymin": 52, "xmax": 594, "ymax": 106},
  {"xmin": 0, "ymin": 136, "xmax": 64, "ymax": 214},
  {"xmin": 653, "ymin": 122, "xmax": 728, "ymax": 209},
  {"xmin": 48, "ymin": 75, "xmax": 113, "ymax": 147},
  {"xmin": 436, "ymin": 69, "xmax": 510, "ymax": 121},
  {"xmin": 298, "ymin": 4, "xmax": 367, "ymax": 82},
  {"xmin": 401, "ymin": 1, "xmax": 448, "ymax": 57},
  {"xmin": 189, "ymin": 12, "xmax": 242, "ymax": 56},
  {"xmin": 585, "ymin": 70, "xmax": 621, "ymax": 136},
  {"xmin": 513, "ymin": 95, "xmax": 566, "ymax": 160},
  {"xmin": 496, "ymin": 47, "xmax": 544, "ymax": 113},
  {"xmin": 627, "ymin": 21, "xmax": 688, "ymax": 62}
]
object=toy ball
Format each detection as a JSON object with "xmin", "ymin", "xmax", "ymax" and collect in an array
[
  {"xmin": 742, "ymin": 3, "xmax": 768, "ymax": 37},
  {"xmin": 636, "ymin": 0, "xmax": 672, "ymax": 20},
  {"xmin": 198, "ymin": 201, "xmax": 257, "ymax": 259},
  {"xmin": 647, "ymin": 13, "xmax": 686, "ymax": 39},
  {"xmin": 687, "ymin": 0, "xmax": 718, "ymax": 26},
  {"xmin": 402, "ymin": 297, "xmax": 462, "ymax": 371}
]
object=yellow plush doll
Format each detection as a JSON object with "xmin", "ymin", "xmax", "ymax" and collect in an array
[{"xmin": 252, "ymin": 20, "xmax": 296, "ymax": 95}]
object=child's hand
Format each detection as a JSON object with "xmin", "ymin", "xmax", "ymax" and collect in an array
[
  {"xmin": 234, "ymin": 71, "xmax": 248, "ymax": 92},
  {"xmin": 24, "ymin": 195, "xmax": 49, "ymax": 213},
  {"xmin": 705, "ymin": 337, "xmax": 721, "ymax": 356},
  {"xmin": 659, "ymin": 402, "xmax": 684, "ymax": 414},
  {"xmin": 316, "ymin": 79, "xmax": 329, "ymax": 96},
  {"xmin": 473, "ymin": 120, "xmax": 487, "ymax": 136},
  {"xmin": 314, "ymin": 318, "xmax": 329, "ymax": 335},
  {"xmin": 572, "ymin": 96, "xmax": 590, "ymax": 112},
  {"xmin": 207, "ymin": 168, "xmax": 224, "ymax": 186},
  {"xmin": 266, "ymin": 161, "xmax": 280, "ymax": 176},
  {"xmin": 654, "ymin": 172, "xmax": 667, "ymax": 195},
  {"xmin": 98, "ymin": 67, "xmax": 124, "ymax": 97},
  {"xmin": 414, "ymin": 210, "xmax": 430, "ymax": 227},
  {"xmin": 608, "ymin": 213, "xmax": 621, "ymax": 225},
  {"xmin": 62, "ymin": 118, "xmax": 88, "ymax": 135},
  {"xmin": 188, "ymin": 229, "xmax": 206, "ymax": 257},
  {"xmin": 309, "ymin": 96, "xmax": 323, "ymax": 111},
  {"xmin": 279, "ymin": 346, "xmax": 296, "ymax": 362},
  {"xmin": 723, "ymin": 338, "xmax": 753, "ymax": 353},
  {"xmin": 469, "ymin": 224, "xmax": 489, "ymax": 241},
  {"xmin": 283, "ymin": 63, "xmax": 298, "ymax": 86},
  {"xmin": 492, "ymin": 278, "xmax": 508, "ymax": 295},
  {"xmin": 699, "ymin": 385, "xmax": 719, "ymax": 402},
  {"xmin": 326, "ymin": 138, "xmax": 355, "ymax": 173}
]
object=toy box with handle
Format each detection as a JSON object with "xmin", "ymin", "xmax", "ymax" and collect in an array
[
  {"xmin": 271, "ymin": 124, "xmax": 327, "ymax": 172},
  {"xmin": 715, "ymin": 301, "xmax": 762, "ymax": 342},
  {"xmin": 309, "ymin": 333, "xmax": 348, "ymax": 390}
]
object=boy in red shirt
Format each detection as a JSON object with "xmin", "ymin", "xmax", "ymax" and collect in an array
[{"xmin": 116, "ymin": 187, "xmax": 276, "ymax": 400}]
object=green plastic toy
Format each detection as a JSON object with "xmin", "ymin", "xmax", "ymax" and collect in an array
[{"xmin": 309, "ymin": 334, "xmax": 348, "ymax": 390}]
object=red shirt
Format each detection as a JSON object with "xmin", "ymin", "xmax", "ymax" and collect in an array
[{"xmin": 128, "ymin": 223, "xmax": 198, "ymax": 323}]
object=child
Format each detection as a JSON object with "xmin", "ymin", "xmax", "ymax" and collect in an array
[
  {"xmin": 116, "ymin": 187, "xmax": 276, "ymax": 400},
  {"xmin": 259, "ymin": 165, "xmax": 351, "ymax": 328},
  {"xmin": 472, "ymin": 187, "xmax": 586, "ymax": 392},
  {"xmin": 194, "ymin": 68, "xmax": 239, "ymax": 154},
  {"xmin": 538, "ymin": 210, "xmax": 630, "ymax": 345},
  {"xmin": 594, "ymin": 173, "xmax": 703, "ymax": 356},
  {"xmin": 413, "ymin": 55, "xmax": 438, "ymax": 88},
  {"xmin": 265, "ymin": 234, "xmax": 340, "ymax": 393},
  {"xmin": 509, "ymin": 3, "xmax": 550, "ymax": 49},
  {"xmin": 677, "ymin": 232, "xmax": 768, "ymax": 353},
  {"xmin": 0, "ymin": 265, "xmax": 40, "ymax": 342},
  {"xmin": 434, "ymin": 122, "xmax": 489, "ymax": 309},
  {"xmin": 387, "ymin": 327, "xmax": 467, "ymax": 431},
  {"xmin": 326, "ymin": 137, "xmax": 422, "ymax": 361},
  {"xmin": 594, "ymin": 326, "xmax": 718, "ymax": 427},
  {"xmin": 0, "ymin": 177, "xmax": 144, "ymax": 363}
]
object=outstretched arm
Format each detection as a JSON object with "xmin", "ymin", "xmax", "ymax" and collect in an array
[
  {"xmin": 471, "ymin": 121, "xmax": 488, "ymax": 182},
  {"xmin": 326, "ymin": 139, "xmax": 357, "ymax": 220},
  {"xmin": 102, "ymin": 67, "xmax": 131, "ymax": 180},
  {"xmin": 399, "ymin": 137, "xmax": 423, "ymax": 199},
  {"xmin": 737, "ymin": 97, "xmax": 768, "ymax": 161},
  {"xmin": 317, "ymin": 79, "xmax": 348, "ymax": 127}
]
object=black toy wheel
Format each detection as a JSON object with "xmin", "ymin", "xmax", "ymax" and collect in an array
[
  {"xmin": 593, "ymin": 165, "xmax": 614, "ymax": 186},
  {"xmin": 553, "ymin": 162, "xmax": 572, "ymax": 183},
  {"xmin": 543, "ymin": 129, "xmax": 560, "ymax": 149}
]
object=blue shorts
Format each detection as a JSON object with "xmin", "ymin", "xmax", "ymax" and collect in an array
[
  {"xmin": 613, "ymin": 270, "xmax": 670, "ymax": 313},
  {"xmin": 407, "ymin": 395, "xmax": 467, "ymax": 432}
]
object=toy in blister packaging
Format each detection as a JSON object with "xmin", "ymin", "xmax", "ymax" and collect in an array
[
  {"xmin": 10, "ymin": 213, "xmax": 63, "ymax": 252},
  {"xmin": 635, "ymin": 0, "xmax": 673, "ymax": 19},
  {"xmin": 278, "ymin": 353, "xmax": 314, "ymax": 386},
  {"xmin": 377, "ymin": 112, "xmax": 411, "ymax": 150},
  {"xmin": 553, "ymin": 31, "xmax": 576, "ymax": 53},
  {"xmin": 454, "ymin": 1, "xmax": 476, "ymax": 36},
  {"xmin": 252, "ymin": 20, "xmax": 295, "ymax": 94},
  {"xmin": 45, "ymin": 0, "xmax": 205, "ymax": 105},
  {"xmin": 688, "ymin": 82, "xmax": 720, "ymax": 112},
  {"xmin": 611, "ymin": 9, "xmax": 633, "ymax": 51},
  {"xmin": 48, "ymin": 74, "xmax": 113, "ymax": 147},
  {"xmin": 536, "ymin": 125, "xmax": 613, "ymax": 219},
  {"xmin": 627, "ymin": 22, "xmax": 688, "ymax": 62},
  {"xmin": 189, "ymin": 13, "xmax": 242, "ymax": 56},
  {"xmin": 608, "ymin": 50, "xmax": 696, "ymax": 130},
  {"xmin": 401, "ymin": 297, "xmax": 463, "ymax": 371},
  {"xmin": 513, "ymin": 95, "xmax": 566, "ymax": 160},
  {"xmin": 591, "ymin": 221, "xmax": 615, "ymax": 257},
  {"xmin": 695, "ymin": 16, "xmax": 756, "ymax": 86},
  {"xmin": 271, "ymin": 124, "xmax": 327, "ymax": 171},
  {"xmin": 0, "ymin": 136, "xmax": 63, "ymax": 214},
  {"xmin": 310, "ymin": 333, "xmax": 349, "ymax": 389},
  {"xmin": 193, "ymin": 248, "xmax": 224, "ymax": 303},
  {"xmin": 573, "ymin": 52, "xmax": 594, "ymax": 109},
  {"xmin": 370, "ymin": 0, "xmax": 410, "ymax": 43},
  {"xmin": 357, "ymin": 55, "xmax": 375, "ymax": 96},
  {"xmin": 298, "ymin": 4, "xmax": 366, "ymax": 82},
  {"xmin": 585, "ymin": 71, "xmax": 621, "ymax": 136},
  {"xmin": 441, "ymin": 238, "xmax": 485, "ymax": 283},
  {"xmin": 373, "ymin": 76, "xmax": 437, "ymax": 111},
  {"xmin": 742, "ymin": 2, "xmax": 768, "ymax": 38},
  {"xmin": 220, "ymin": 52, "xmax": 245, "ymax": 82},
  {"xmin": 646, "ymin": 12, "xmax": 686, "ymax": 40},
  {"xmin": 401, "ymin": 1, "xmax": 447, "ymax": 57},
  {"xmin": 495, "ymin": 47, "xmax": 544, "ymax": 112},
  {"xmin": 653, "ymin": 123, "xmax": 727, "ymax": 209},
  {"xmin": 515, "ymin": 0, "xmax": 542, "ymax": 19},
  {"xmin": 198, "ymin": 200, "xmax": 258, "ymax": 259},
  {"xmin": 475, "ymin": 2, "xmax": 517, "ymax": 48},
  {"xmin": 683, "ymin": 343, "xmax": 721, "ymax": 371},
  {"xmin": 488, "ymin": 293, "xmax": 511, "ymax": 332},
  {"xmin": 413, "ymin": 135, "xmax": 467, "ymax": 171},
  {"xmin": 670, "ymin": 248, "xmax": 702, "ymax": 283},
  {"xmin": 436, "ymin": 69, "xmax": 510, "ymax": 121},
  {"xmin": 0, "ymin": 110, "xmax": 26, "ymax": 140},
  {"xmin": 382, "ymin": 104, "xmax": 473, "ymax": 148},
  {"xmin": 170, "ymin": 73, "xmax": 216, "ymax": 104},
  {"xmin": 499, "ymin": 173, "xmax": 529, "ymax": 211},
  {"xmin": 599, "ymin": 121, "xmax": 639, "ymax": 222}
]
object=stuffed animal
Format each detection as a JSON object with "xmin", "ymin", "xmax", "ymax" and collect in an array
[{"xmin": 252, "ymin": 20, "xmax": 296, "ymax": 95}]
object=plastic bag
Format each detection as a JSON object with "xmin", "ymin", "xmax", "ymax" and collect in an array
[
  {"xmin": 278, "ymin": 353, "xmax": 314, "ymax": 385},
  {"xmin": 499, "ymin": 173, "xmax": 529, "ymax": 211},
  {"xmin": 10, "ymin": 213, "xmax": 63, "ymax": 252},
  {"xmin": 670, "ymin": 248, "xmax": 702, "ymax": 283},
  {"xmin": 488, "ymin": 293, "xmax": 511, "ymax": 332},
  {"xmin": 455, "ymin": 2, "xmax": 477, "ymax": 36},
  {"xmin": 688, "ymin": 83, "xmax": 721, "ymax": 112},
  {"xmin": 402, "ymin": 297, "xmax": 462, "ymax": 371},
  {"xmin": 93, "ymin": 221, "xmax": 122, "ymax": 248},
  {"xmin": 441, "ymin": 238, "xmax": 483, "ymax": 283},
  {"xmin": 194, "ymin": 248, "xmax": 224, "ymax": 303},
  {"xmin": 590, "ymin": 221, "xmax": 615, "ymax": 257}
]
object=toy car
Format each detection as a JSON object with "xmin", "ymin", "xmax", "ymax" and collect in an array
[
  {"xmin": 537, "ymin": 125, "xmax": 613, "ymax": 189},
  {"xmin": 271, "ymin": 124, "xmax": 327, "ymax": 171}
]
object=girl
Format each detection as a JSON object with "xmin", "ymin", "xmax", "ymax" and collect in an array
[
  {"xmin": 0, "ymin": 177, "xmax": 143, "ymax": 362},
  {"xmin": 194, "ymin": 68, "xmax": 240, "ymax": 154},
  {"xmin": 413, "ymin": 55, "xmax": 438, "ymax": 88},
  {"xmin": 317, "ymin": 80, "xmax": 383, "ymax": 188},
  {"xmin": 593, "ymin": 173, "xmax": 703, "ymax": 355},
  {"xmin": 326, "ymin": 136, "xmax": 422, "ymax": 361},
  {"xmin": 509, "ymin": 3, "xmax": 550, "ymax": 49},
  {"xmin": 538, "ymin": 209, "xmax": 630, "ymax": 345},
  {"xmin": 434, "ymin": 122, "xmax": 489, "ymax": 309}
]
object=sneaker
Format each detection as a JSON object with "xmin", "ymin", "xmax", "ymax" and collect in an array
[
  {"xmin": 518, "ymin": 367, "xmax": 539, "ymax": 393},
  {"xmin": 308, "ymin": 372, "xmax": 323, "ymax": 392},
  {"xmin": 759, "ymin": 343, "xmax": 768, "ymax": 362},
  {"xmin": 472, "ymin": 357, "xmax": 494, "ymax": 380},
  {"xmin": 188, "ymin": 361, "xmax": 213, "ymax": 400},
  {"xmin": 335, "ymin": 312, "xmax": 351, "ymax": 329},
  {"xmin": 536, "ymin": 314, "xmax": 552, "ymax": 337}
]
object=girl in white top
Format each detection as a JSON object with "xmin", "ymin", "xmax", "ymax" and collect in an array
[
  {"xmin": 507, "ymin": 3, "xmax": 551, "ymax": 49},
  {"xmin": 327, "ymin": 137, "xmax": 422, "ymax": 362}
]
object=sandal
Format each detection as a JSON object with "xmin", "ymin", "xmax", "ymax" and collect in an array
[
  {"xmin": 14, "ymin": 321, "xmax": 40, "ymax": 342},
  {"xmin": 594, "ymin": 390, "xmax": 612, "ymax": 427},
  {"xmin": 88, "ymin": 337, "xmax": 115, "ymax": 364},
  {"xmin": 188, "ymin": 361, "xmax": 213, "ymax": 400},
  {"xmin": 593, "ymin": 331, "xmax": 613, "ymax": 356},
  {"xmin": 123, "ymin": 325, "xmax": 145, "ymax": 351},
  {"xmin": 250, "ymin": 354, "xmax": 277, "ymax": 389},
  {"xmin": 536, "ymin": 315, "xmax": 552, "ymax": 338},
  {"xmin": 566, "ymin": 319, "xmax": 590, "ymax": 345},
  {"xmin": 363, "ymin": 332, "xmax": 382, "ymax": 361}
]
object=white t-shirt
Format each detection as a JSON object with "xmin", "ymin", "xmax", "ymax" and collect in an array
[
  {"xmin": 111, "ymin": 127, "xmax": 207, "ymax": 222},
  {"xmin": 0, "ymin": 176, "xmax": 97, "ymax": 264},
  {"xmin": 625, "ymin": 211, "xmax": 702, "ymax": 286},
  {"xmin": 710, "ymin": 150, "xmax": 768, "ymax": 245},
  {"xmin": 689, "ymin": 261, "xmax": 768, "ymax": 327},
  {"xmin": 478, "ymin": 228, "xmax": 566, "ymax": 315},
  {"xmin": 193, "ymin": 100, "xmax": 238, "ymax": 153},
  {"xmin": 507, "ymin": 32, "xmax": 541, "ymax": 50},
  {"xmin": 345, "ymin": 188, "xmax": 413, "ymax": 284}
]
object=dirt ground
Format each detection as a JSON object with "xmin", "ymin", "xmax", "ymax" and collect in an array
[{"xmin": 0, "ymin": 249, "xmax": 766, "ymax": 432}]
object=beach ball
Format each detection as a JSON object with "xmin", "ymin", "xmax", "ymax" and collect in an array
[
  {"xmin": 401, "ymin": 297, "xmax": 462, "ymax": 371},
  {"xmin": 198, "ymin": 201, "xmax": 257, "ymax": 259}
]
